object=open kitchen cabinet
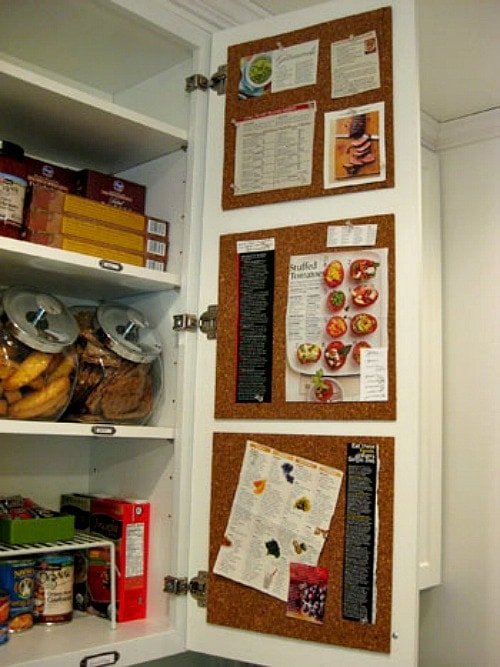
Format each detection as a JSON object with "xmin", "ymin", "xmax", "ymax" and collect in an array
[
  {"xmin": 0, "ymin": 1, "xmax": 426, "ymax": 666},
  {"xmin": 0, "ymin": 1, "xmax": 210, "ymax": 665}
]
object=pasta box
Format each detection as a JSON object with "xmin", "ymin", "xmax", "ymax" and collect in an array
[
  {"xmin": 25, "ymin": 156, "xmax": 77, "ymax": 193},
  {"xmin": 76, "ymin": 169, "xmax": 146, "ymax": 213}
]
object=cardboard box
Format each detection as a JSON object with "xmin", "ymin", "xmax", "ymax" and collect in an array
[
  {"xmin": 24, "ymin": 187, "xmax": 169, "ymax": 272},
  {"xmin": 25, "ymin": 156, "xmax": 77, "ymax": 193},
  {"xmin": 0, "ymin": 497, "xmax": 75, "ymax": 544},
  {"xmin": 60, "ymin": 493, "xmax": 93, "ymax": 532},
  {"xmin": 59, "ymin": 493, "xmax": 99, "ymax": 612},
  {"xmin": 26, "ymin": 230, "xmax": 147, "ymax": 268},
  {"xmin": 88, "ymin": 497, "xmax": 150, "ymax": 622},
  {"xmin": 76, "ymin": 169, "xmax": 146, "ymax": 214},
  {"xmin": 28, "ymin": 188, "xmax": 148, "ymax": 233}
]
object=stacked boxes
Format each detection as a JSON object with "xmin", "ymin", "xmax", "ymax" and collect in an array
[
  {"xmin": 25, "ymin": 157, "xmax": 77, "ymax": 194},
  {"xmin": 25, "ymin": 186, "xmax": 169, "ymax": 272},
  {"xmin": 76, "ymin": 169, "xmax": 146, "ymax": 213},
  {"xmin": 60, "ymin": 494, "xmax": 150, "ymax": 623}
]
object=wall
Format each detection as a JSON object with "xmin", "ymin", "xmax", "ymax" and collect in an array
[{"xmin": 419, "ymin": 111, "xmax": 500, "ymax": 666}]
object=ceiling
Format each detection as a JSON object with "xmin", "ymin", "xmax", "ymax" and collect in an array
[
  {"xmin": 249, "ymin": 0, "xmax": 500, "ymax": 123},
  {"xmin": 169, "ymin": 0, "xmax": 500, "ymax": 123}
]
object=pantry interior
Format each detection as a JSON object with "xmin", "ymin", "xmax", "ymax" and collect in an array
[{"xmin": 0, "ymin": 1, "xmax": 211, "ymax": 664}]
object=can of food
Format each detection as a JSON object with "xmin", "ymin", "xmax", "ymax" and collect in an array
[
  {"xmin": 0, "ymin": 139, "xmax": 27, "ymax": 239},
  {"xmin": 33, "ymin": 553, "xmax": 74, "ymax": 624},
  {"xmin": 0, "ymin": 590, "xmax": 9, "ymax": 645},
  {"xmin": 0, "ymin": 558, "xmax": 35, "ymax": 632}
]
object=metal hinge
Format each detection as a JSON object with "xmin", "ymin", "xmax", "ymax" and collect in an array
[
  {"xmin": 185, "ymin": 65, "xmax": 227, "ymax": 95},
  {"xmin": 164, "ymin": 571, "xmax": 208, "ymax": 608},
  {"xmin": 173, "ymin": 305, "xmax": 217, "ymax": 339}
]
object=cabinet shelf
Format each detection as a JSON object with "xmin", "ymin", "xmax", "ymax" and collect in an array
[
  {"xmin": 0, "ymin": 419, "xmax": 175, "ymax": 440},
  {"xmin": 0, "ymin": 236, "xmax": 181, "ymax": 301},
  {"xmin": 0, "ymin": 530, "xmax": 113, "ymax": 559},
  {"xmin": 0, "ymin": 58, "xmax": 188, "ymax": 174},
  {"xmin": 0, "ymin": 532, "xmax": 117, "ymax": 629}
]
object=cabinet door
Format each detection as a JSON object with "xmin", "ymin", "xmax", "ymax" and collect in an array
[{"xmin": 187, "ymin": 0, "xmax": 423, "ymax": 665}]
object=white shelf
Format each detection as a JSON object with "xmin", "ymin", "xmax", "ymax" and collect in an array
[
  {"xmin": 0, "ymin": 236, "xmax": 181, "ymax": 301},
  {"xmin": 0, "ymin": 419, "xmax": 175, "ymax": 440},
  {"xmin": 0, "ymin": 532, "xmax": 117, "ymax": 630},
  {"xmin": 0, "ymin": 531, "xmax": 112, "ymax": 559},
  {"xmin": 0, "ymin": 58, "xmax": 188, "ymax": 174}
]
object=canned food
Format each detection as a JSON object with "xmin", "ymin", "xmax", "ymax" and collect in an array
[
  {"xmin": 0, "ymin": 558, "xmax": 35, "ymax": 632},
  {"xmin": 33, "ymin": 554, "xmax": 74, "ymax": 624},
  {"xmin": 0, "ymin": 139, "xmax": 27, "ymax": 239},
  {"xmin": 0, "ymin": 589, "xmax": 9, "ymax": 641},
  {"xmin": 0, "ymin": 590, "xmax": 9, "ymax": 623}
]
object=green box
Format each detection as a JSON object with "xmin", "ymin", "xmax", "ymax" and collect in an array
[{"xmin": 0, "ymin": 513, "xmax": 75, "ymax": 544}]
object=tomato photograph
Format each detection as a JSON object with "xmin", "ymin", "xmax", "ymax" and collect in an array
[
  {"xmin": 350, "ymin": 313, "xmax": 378, "ymax": 336},
  {"xmin": 324, "ymin": 341, "xmax": 352, "ymax": 371},
  {"xmin": 349, "ymin": 258, "xmax": 379, "ymax": 281},
  {"xmin": 326, "ymin": 316, "xmax": 348, "ymax": 338},
  {"xmin": 326, "ymin": 289, "xmax": 346, "ymax": 312},
  {"xmin": 323, "ymin": 260, "xmax": 344, "ymax": 288}
]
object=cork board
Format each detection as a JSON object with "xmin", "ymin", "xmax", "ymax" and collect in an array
[
  {"xmin": 214, "ymin": 214, "xmax": 396, "ymax": 420},
  {"xmin": 208, "ymin": 432, "xmax": 394, "ymax": 653},
  {"xmin": 222, "ymin": 6, "xmax": 393, "ymax": 209}
]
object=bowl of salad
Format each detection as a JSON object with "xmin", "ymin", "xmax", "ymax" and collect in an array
[{"xmin": 245, "ymin": 52, "xmax": 273, "ymax": 89}]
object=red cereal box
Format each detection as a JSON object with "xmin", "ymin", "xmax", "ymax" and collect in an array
[{"xmin": 88, "ymin": 497, "xmax": 150, "ymax": 622}]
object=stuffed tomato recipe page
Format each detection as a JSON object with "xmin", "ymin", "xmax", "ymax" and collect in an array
[{"xmin": 286, "ymin": 249, "xmax": 388, "ymax": 402}]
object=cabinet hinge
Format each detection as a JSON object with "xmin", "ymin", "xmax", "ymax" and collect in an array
[
  {"xmin": 164, "ymin": 571, "xmax": 208, "ymax": 608},
  {"xmin": 185, "ymin": 65, "xmax": 227, "ymax": 95},
  {"xmin": 173, "ymin": 305, "xmax": 217, "ymax": 339}
]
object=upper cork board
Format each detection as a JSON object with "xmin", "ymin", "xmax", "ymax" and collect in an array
[{"xmin": 222, "ymin": 6, "xmax": 393, "ymax": 209}]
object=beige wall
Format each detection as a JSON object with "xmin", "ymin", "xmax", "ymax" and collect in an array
[{"xmin": 419, "ymin": 123, "xmax": 500, "ymax": 666}]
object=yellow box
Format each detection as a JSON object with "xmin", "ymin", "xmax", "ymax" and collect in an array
[
  {"xmin": 61, "ymin": 215, "xmax": 145, "ymax": 253},
  {"xmin": 63, "ymin": 194, "xmax": 146, "ymax": 232}
]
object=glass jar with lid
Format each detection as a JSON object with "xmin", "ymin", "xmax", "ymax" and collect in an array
[
  {"xmin": 0, "ymin": 286, "xmax": 79, "ymax": 420},
  {"xmin": 67, "ymin": 303, "xmax": 163, "ymax": 425}
]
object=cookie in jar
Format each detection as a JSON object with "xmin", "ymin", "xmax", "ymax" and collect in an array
[
  {"xmin": 0, "ymin": 286, "xmax": 78, "ymax": 420},
  {"xmin": 66, "ymin": 303, "xmax": 162, "ymax": 425}
]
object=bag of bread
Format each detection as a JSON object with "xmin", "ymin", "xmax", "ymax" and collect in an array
[
  {"xmin": 66, "ymin": 303, "xmax": 162, "ymax": 425},
  {"xmin": 0, "ymin": 286, "xmax": 78, "ymax": 420}
]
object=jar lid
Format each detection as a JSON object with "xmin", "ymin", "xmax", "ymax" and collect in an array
[
  {"xmin": 96, "ymin": 303, "xmax": 162, "ymax": 364},
  {"xmin": 2, "ymin": 286, "xmax": 79, "ymax": 352},
  {"xmin": 0, "ymin": 140, "xmax": 25, "ymax": 161}
]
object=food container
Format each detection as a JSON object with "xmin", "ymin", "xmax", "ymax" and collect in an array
[
  {"xmin": 33, "ymin": 553, "xmax": 74, "ymax": 624},
  {"xmin": 0, "ymin": 589, "xmax": 9, "ymax": 643},
  {"xmin": 0, "ymin": 286, "xmax": 79, "ymax": 420},
  {"xmin": 0, "ymin": 495, "xmax": 75, "ymax": 544},
  {"xmin": 0, "ymin": 558, "xmax": 35, "ymax": 633},
  {"xmin": 67, "ymin": 303, "xmax": 162, "ymax": 425},
  {"xmin": 76, "ymin": 169, "xmax": 146, "ymax": 213},
  {"xmin": 0, "ymin": 140, "xmax": 28, "ymax": 239}
]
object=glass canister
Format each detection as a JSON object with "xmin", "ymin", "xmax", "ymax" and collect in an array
[
  {"xmin": 67, "ymin": 303, "xmax": 163, "ymax": 425},
  {"xmin": 0, "ymin": 286, "xmax": 79, "ymax": 420},
  {"xmin": 0, "ymin": 140, "xmax": 28, "ymax": 240}
]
